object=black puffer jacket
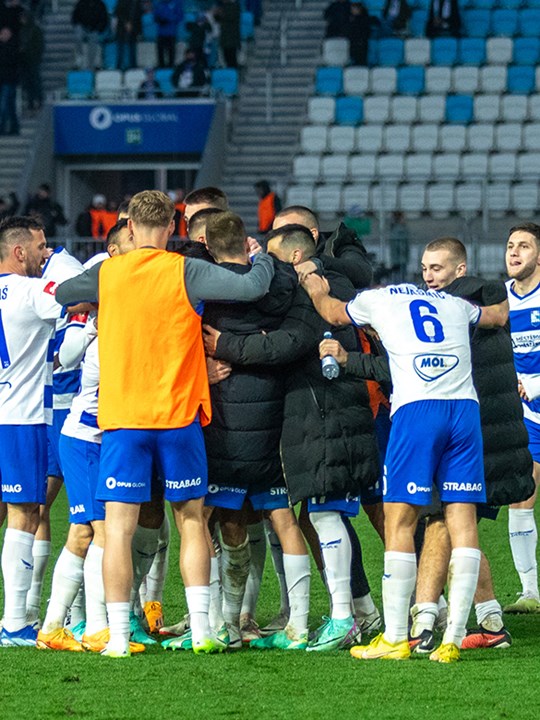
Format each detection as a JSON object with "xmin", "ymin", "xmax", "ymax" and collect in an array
[
  {"xmin": 203, "ymin": 259, "xmax": 297, "ymax": 488},
  {"xmin": 315, "ymin": 222, "xmax": 373, "ymax": 290},
  {"xmin": 216, "ymin": 269, "xmax": 380, "ymax": 505},
  {"xmin": 445, "ymin": 275, "xmax": 534, "ymax": 505}
]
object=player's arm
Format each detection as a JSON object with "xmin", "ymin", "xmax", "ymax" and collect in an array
[
  {"xmin": 55, "ymin": 262, "xmax": 102, "ymax": 306},
  {"xmin": 301, "ymin": 272, "xmax": 351, "ymax": 326},
  {"xmin": 185, "ymin": 253, "xmax": 275, "ymax": 306},
  {"xmin": 58, "ymin": 314, "xmax": 97, "ymax": 369},
  {"xmin": 476, "ymin": 299, "xmax": 509, "ymax": 329}
]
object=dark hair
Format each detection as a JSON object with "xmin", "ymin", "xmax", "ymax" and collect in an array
[
  {"xmin": 187, "ymin": 207, "xmax": 224, "ymax": 241},
  {"xmin": 509, "ymin": 223, "xmax": 540, "ymax": 248},
  {"xmin": 205, "ymin": 211, "xmax": 246, "ymax": 259},
  {"xmin": 424, "ymin": 236, "xmax": 467, "ymax": 264},
  {"xmin": 106, "ymin": 218, "xmax": 129, "ymax": 245},
  {"xmin": 266, "ymin": 223, "xmax": 316, "ymax": 259},
  {"xmin": 254, "ymin": 180, "xmax": 271, "ymax": 195},
  {"xmin": 274, "ymin": 205, "xmax": 319, "ymax": 231},
  {"xmin": 0, "ymin": 216, "xmax": 44, "ymax": 260},
  {"xmin": 184, "ymin": 186, "xmax": 228, "ymax": 210}
]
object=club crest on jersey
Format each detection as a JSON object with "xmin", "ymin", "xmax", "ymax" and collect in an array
[
  {"xmin": 413, "ymin": 353, "xmax": 459, "ymax": 381},
  {"xmin": 43, "ymin": 281, "xmax": 58, "ymax": 296},
  {"xmin": 531, "ymin": 310, "xmax": 540, "ymax": 327}
]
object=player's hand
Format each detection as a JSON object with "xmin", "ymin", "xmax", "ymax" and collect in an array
[
  {"xmin": 301, "ymin": 272, "xmax": 330, "ymax": 298},
  {"xmin": 206, "ymin": 357, "xmax": 232, "ymax": 385},
  {"xmin": 66, "ymin": 302, "xmax": 98, "ymax": 315},
  {"xmin": 203, "ymin": 324, "xmax": 221, "ymax": 357},
  {"xmin": 363, "ymin": 325, "xmax": 381, "ymax": 342},
  {"xmin": 518, "ymin": 379, "xmax": 530, "ymax": 401},
  {"xmin": 294, "ymin": 260, "xmax": 318, "ymax": 282},
  {"xmin": 319, "ymin": 338, "xmax": 348, "ymax": 366},
  {"xmin": 247, "ymin": 236, "xmax": 262, "ymax": 257}
]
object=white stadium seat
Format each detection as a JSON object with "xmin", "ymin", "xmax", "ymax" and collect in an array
[
  {"xmin": 425, "ymin": 67, "xmax": 452, "ymax": 94},
  {"xmin": 418, "ymin": 95, "xmax": 445, "ymax": 123},
  {"xmin": 456, "ymin": 183, "xmax": 482, "ymax": 212},
  {"xmin": 529, "ymin": 95, "xmax": 540, "ymax": 122},
  {"xmin": 286, "ymin": 185, "xmax": 314, "ymax": 207},
  {"xmin": 523, "ymin": 123, "xmax": 540, "ymax": 150},
  {"xmin": 322, "ymin": 38, "xmax": 349, "ymax": 66},
  {"xmin": 412, "ymin": 124, "xmax": 439, "ymax": 152},
  {"xmin": 467, "ymin": 123, "xmax": 495, "ymax": 152},
  {"xmin": 404, "ymin": 38, "xmax": 431, "ymax": 65},
  {"xmin": 488, "ymin": 153, "xmax": 517, "ymax": 178},
  {"xmin": 364, "ymin": 96, "xmax": 391, "ymax": 123},
  {"xmin": 94, "ymin": 70, "xmax": 123, "ymax": 99},
  {"xmin": 452, "ymin": 67, "xmax": 480, "ymax": 94},
  {"xmin": 321, "ymin": 154, "xmax": 349, "ymax": 182},
  {"xmin": 461, "ymin": 153, "xmax": 489, "ymax": 178},
  {"xmin": 356, "ymin": 125, "xmax": 384, "ymax": 153},
  {"xmin": 433, "ymin": 153, "xmax": 460, "ymax": 180},
  {"xmin": 300, "ymin": 126, "xmax": 328, "ymax": 154},
  {"xmin": 398, "ymin": 182, "xmax": 426, "ymax": 216},
  {"xmin": 308, "ymin": 97, "xmax": 335, "ymax": 124},
  {"xmin": 501, "ymin": 95, "xmax": 529, "ymax": 122},
  {"xmin": 371, "ymin": 183, "xmax": 398, "ymax": 211},
  {"xmin": 479, "ymin": 66, "xmax": 507, "ymax": 94},
  {"xmin": 293, "ymin": 155, "xmax": 321, "ymax": 181},
  {"xmin": 405, "ymin": 154, "xmax": 432, "ymax": 180},
  {"xmin": 343, "ymin": 184, "xmax": 370, "ymax": 212},
  {"xmin": 328, "ymin": 126, "xmax": 355, "ymax": 153},
  {"xmin": 495, "ymin": 124, "xmax": 523, "ymax": 152},
  {"xmin": 486, "ymin": 182, "xmax": 511, "ymax": 217},
  {"xmin": 376, "ymin": 153, "xmax": 404, "ymax": 180},
  {"xmin": 390, "ymin": 96, "xmax": 418, "ymax": 123},
  {"xmin": 313, "ymin": 184, "xmax": 343, "ymax": 213},
  {"xmin": 474, "ymin": 95, "xmax": 501, "ymax": 123},
  {"xmin": 439, "ymin": 125, "xmax": 467, "ymax": 153},
  {"xmin": 486, "ymin": 38, "xmax": 513, "ymax": 65},
  {"xmin": 511, "ymin": 183, "xmax": 539, "ymax": 216},
  {"xmin": 427, "ymin": 183, "xmax": 455, "ymax": 217},
  {"xmin": 383, "ymin": 124, "xmax": 411, "ymax": 153},
  {"xmin": 349, "ymin": 154, "xmax": 377, "ymax": 181},
  {"xmin": 123, "ymin": 68, "xmax": 146, "ymax": 98},
  {"xmin": 370, "ymin": 67, "xmax": 397, "ymax": 94},
  {"xmin": 517, "ymin": 153, "xmax": 540, "ymax": 178},
  {"xmin": 343, "ymin": 67, "xmax": 369, "ymax": 95}
]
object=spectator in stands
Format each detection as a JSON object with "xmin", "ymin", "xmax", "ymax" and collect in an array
[
  {"xmin": 115, "ymin": 0, "xmax": 143, "ymax": 70},
  {"xmin": 137, "ymin": 67, "xmax": 164, "ymax": 98},
  {"xmin": 0, "ymin": 26, "xmax": 19, "ymax": 136},
  {"xmin": 172, "ymin": 49, "xmax": 209, "ymax": 96},
  {"xmin": 0, "ymin": 191, "xmax": 19, "ymax": 220},
  {"xmin": 75, "ymin": 193, "xmax": 106, "ymax": 237},
  {"xmin": 254, "ymin": 180, "xmax": 281, "ymax": 235},
  {"xmin": 153, "ymin": 0, "xmax": 184, "ymax": 68},
  {"xmin": 324, "ymin": 0, "xmax": 351, "ymax": 39},
  {"xmin": 426, "ymin": 0, "xmax": 461, "ymax": 38},
  {"xmin": 25, "ymin": 184, "xmax": 68, "ymax": 237},
  {"xmin": 0, "ymin": 0, "xmax": 22, "ymax": 39},
  {"xmin": 19, "ymin": 9, "xmax": 43, "ymax": 113},
  {"xmin": 170, "ymin": 188, "xmax": 188, "ymax": 237},
  {"xmin": 216, "ymin": 0, "xmax": 241, "ymax": 69},
  {"xmin": 389, "ymin": 211, "xmax": 410, "ymax": 283},
  {"xmin": 246, "ymin": 0, "xmax": 262, "ymax": 26},
  {"xmin": 71, "ymin": 0, "xmax": 109, "ymax": 70},
  {"xmin": 381, "ymin": 0, "xmax": 411, "ymax": 36},
  {"xmin": 348, "ymin": 1, "xmax": 370, "ymax": 66}
]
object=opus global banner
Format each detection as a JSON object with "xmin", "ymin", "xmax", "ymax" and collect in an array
[{"xmin": 54, "ymin": 101, "xmax": 215, "ymax": 155}]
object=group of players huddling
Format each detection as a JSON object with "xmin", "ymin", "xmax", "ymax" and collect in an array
[{"xmin": 0, "ymin": 185, "xmax": 539, "ymax": 663}]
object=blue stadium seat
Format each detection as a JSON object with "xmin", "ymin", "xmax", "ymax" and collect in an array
[
  {"xmin": 513, "ymin": 38, "xmax": 540, "ymax": 65},
  {"xmin": 364, "ymin": 0, "xmax": 385, "ymax": 11},
  {"xmin": 155, "ymin": 68, "xmax": 175, "ymax": 96},
  {"xmin": 409, "ymin": 9, "xmax": 428, "ymax": 37},
  {"xmin": 507, "ymin": 65, "xmax": 535, "ymax": 93},
  {"xmin": 491, "ymin": 9, "xmax": 519, "ymax": 36},
  {"xmin": 335, "ymin": 97, "xmax": 363, "ymax": 125},
  {"xmin": 504, "ymin": 0, "xmax": 524, "ymax": 8},
  {"xmin": 178, "ymin": 11, "xmax": 197, "ymax": 40},
  {"xmin": 463, "ymin": 9, "xmax": 490, "ymax": 36},
  {"xmin": 141, "ymin": 12, "xmax": 157, "ymax": 41},
  {"xmin": 458, "ymin": 38, "xmax": 486, "ymax": 65},
  {"xmin": 446, "ymin": 95, "xmax": 474, "ymax": 123},
  {"xmin": 397, "ymin": 66, "xmax": 425, "ymax": 94},
  {"xmin": 66, "ymin": 70, "xmax": 94, "ymax": 99},
  {"xmin": 378, "ymin": 38, "xmax": 404, "ymax": 66},
  {"xmin": 102, "ymin": 0, "xmax": 117, "ymax": 13},
  {"xmin": 315, "ymin": 67, "xmax": 343, "ymax": 95},
  {"xmin": 519, "ymin": 9, "xmax": 540, "ymax": 36},
  {"xmin": 432, "ymin": 37, "xmax": 458, "ymax": 65},
  {"xmin": 241, "ymin": 11, "xmax": 254, "ymax": 40},
  {"xmin": 368, "ymin": 40, "xmax": 379, "ymax": 65},
  {"xmin": 211, "ymin": 68, "xmax": 239, "ymax": 96},
  {"xmin": 469, "ymin": 0, "xmax": 495, "ymax": 9},
  {"xmin": 527, "ymin": 0, "xmax": 540, "ymax": 7},
  {"xmin": 101, "ymin": 42, "xmax": 117, "ymax": 69}
]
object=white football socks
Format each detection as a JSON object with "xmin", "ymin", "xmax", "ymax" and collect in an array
[
  {"xmin": 264, "ymin": 520, "xmax": 290, "ymax": 616},
  {"xmin": 84, "ymin": 543, "xmax": 108, "ymax": 636},
  {"xmin": 209, "ymin": 556, "xmax": 225, "ymax": 632},
  {"xmin": 144, "ymin": 514, "xmax": 170, "ymax": 604},
  {"xmin": 241, "ymin": 521, "xmax": 266, "ymax": 618},
  {"xmin": 131, "ymin": 525, "xmax": 159, "ymax": 610},
  {"xmin": 26, "ymin": 540, "xmax": 51, "ymax": 624},
  {"xmin": 475, "ymin": 598, "xmax": 503, "ymax": 632},
  {"xmin": 410, "ymin": 602, "xmax": 438, "ymax": 637},
  {"xmin": 42, "ymin": 548, "xmax": 84, "ymax": 634},
  {"xmin": 382, "ymin": 551, "xmax": 417, "ymax": 644},
  {"xmin": 443, "ymin": 547, "xmax": 481, "ymax": 647},
  {"xmin": 106, "ymin": 601, "xmax": 130, "ymax": 652},
  {"xmin": 283, "ymin": 553, "xmax": 311, "ymax": 637},
  {"xmin": 1, "ymin": 528, "xmax": 35, "ymax": 632},
  {"xmin": 508, "ymin": 508, "xmax": 539, "ymax": 597},
  {"xmin": 310, "ymin": 511, "xmax": 352, "ymax": 620},
  {"xmin": 69, "ymin": 585, "xmax": 86, "ymax": 627},
  {"xmin": 185, "ymin": 586, "xmax": 211, "ymax": 643},
  {"xmin": 221, "ymin": 536, "xmax": 250, "ymax": 627}
]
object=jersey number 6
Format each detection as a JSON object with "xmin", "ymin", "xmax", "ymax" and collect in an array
[{"xmin": 409, "ymin": 300, "xmax": 445, "ymax": 344}]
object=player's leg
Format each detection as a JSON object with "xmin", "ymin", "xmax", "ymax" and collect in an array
[
  {"xmin": 143, "ymin": 511, "xmax": 170, "ymax": 632},
  {"xmin": 240, "ymin": 504, "xmax": 265, "ymax": 642},
  {"xmin": 260, "ymin": 518, "xmax": 290, "ymax": 635}
]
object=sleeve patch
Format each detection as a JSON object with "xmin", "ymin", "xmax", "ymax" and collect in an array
[{"xmin": 43, "ymin": 281, "xmax": 58, "ymax": 296}]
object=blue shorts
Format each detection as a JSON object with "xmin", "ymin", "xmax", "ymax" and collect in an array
[
  {"xmin": 47, "ymin": 408, "xmax": 70, "ymax": 478},
  {"xmin": 361, "ymin": 406, "xmax": 390, "ymax": 506},
  {"xmin": 59, "ymin": 434, "xmax": 105, "ymax": 524},
  {"xmin": 205, "ymin": 479, "xmax": 289, "ymax": 511},
  {"xmin": 383, "ymin": 399, "xmax": 486, "ymax": 506},
  {"xmin": 97, "ymin": 422, "xmax": 208, "ymax": 504},
  {"xmin": 524, "ymin": 417, "xmax": 540, "ymax": 464},
  {"xmin": 0, "ymin": 424, "xmax": 47, "ymax": 504},
  {"xmin": 307, "ymin": 494, "xmax": 360, "ymax": 517}
]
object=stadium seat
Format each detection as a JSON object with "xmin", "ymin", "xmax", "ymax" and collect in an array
[
  {"xmin": 501, "ymin": 94, "xmax": 528, "ymax": 122},
  {"xmin": 503, "ymin": 0, "xmax": 524, "ymax": 9},
  {"xmin": 439, "ymin": 124, "xmax": 467, "ymax": 152},
  {"xmin": 404, "ymin": 154, "xmax": 432, "ymax": 180},
  {"xmin": 153, "ymin": 68, "xmax": 175, "ymax": 96},
  {"xmin": 141, "ymin": 11, "xmax": 157, "ymax": 41},
  {"xmin": 489, "ymin": 153, "xmax": 517, "ymax": 178},
  {"xmin": 397, "ymin": 66, "xmax": 425, "ymax": 94},
  {"xmin": 376, "ymin": 154, "xmax": 404, "ymax": 179},
  {"xmin": 356, "ymin": 126, "xmax": 384, "ymax": 153},
  {"xmin": 495, "ymin": 123, "xmax": 522, "ymax": 152},
  {"xmin": 398, "ymin": 183, "xmax": 426, "ymax": 216},
  {"xmin": 343, "ymin": 67, "xmax": 369, "ymax": 95},
  {"xmin": 513, "ymin": 38, "xmax": 540, "ymax": 65},
  {"xmin": 321, "ymin": 155, "xmax": 349, "ymax": 182},
  {"xmin": 491, "ymin": 9, "xmax": 519, "ymax": 37},
  {"xmin": 315, "ymin": 67, "xmax": 343, "ymax": 95},
  {"xmin": 300, "ymin": 126, "xmax": 328, "ymax": 154},
  {"xmin": 433, "ymin": 153, "xmax": 460, "ymax": 180},
  {"xmin": 307, "ymin": 97, "xmax": 335, "ymax": 124},
  {"xmin": 137, "ymin": 42, "xmax": 155, "ymax": 69},
  {"xmin": 94, "ymin": 70, "xmax": 123, "ymax": 99},
  {"xmin": 470, "ymin": 0, "xmax": 494, "ymax": 10},
  {"xmin": 517, "ymin": 153, "xmax": 540, "ymax": 178},
  {"xmin": 322, "ymin": 38, "xmax": 349, "ymax": 66},
  {"xmin": 425, "ymin": 67, "xmax": 452, "ymax": 94},
  {"xmin": 383, "ymin": 125, "xmax": 411, "ymax": 153},
  {"xmin": 461, "ymin": 153, "xmax": 489, "ymax": 179},
  {"xmin": 363, "ymin": 96, "xmax": 390, "ymax": 123},
  {"xmin": 479, "ymin": 66, "xmax": 507, "ymax": 93},
  {"xmin": 519, "ymin": 9, "xmax": 540, "ymax": 37},
  {"xmin": 486, "ymin": 37, "xmax": 513, "ymax": 65},
  {"xmin": 535, "ymin": 67, "xmax": 540, "ymax": 91},
  {"xmin": 445, "ymin": 95, "xmax": 474, "ymax": 124},
  {"xmin": 467, "ymin": 123, "xmax": 495, "ymax": 152},
  {"xmin": 124, "ymin": 68, "xmax": 146, "ymax": 99},
  {"xmin": 507, "ymin": 66, "xmax": 535, "ymax": 94},
  {"xmin": 458, "ymin": 38, "xmax": 485, "ymax": 66},
  {"xmin": 349, "ymin": 154, "xmax": 377, "ymax": 181},
  {"xmin": 367, "ymin": 39, "xmax": 379, "ymax": 66},
  {"xmin": 390, "ymin": 96, "xmax": 418, "ymax": 123},
  {"xmin": 486, "ymin": 183, "xmax": 511, "ymax": 217},
  {"xmin": 523, "ymin": 122, "xmax": 540, "ymax": 150},
  {"xmin": 66, "ymin": 70, "xmax": 94, "ymax": 99},
  {"xmin": 313, "ymin": 185, "xmax": 343, "ymax": 214},
  {"xmin": 343, "ymin": 184, "xmax": 370, "ymax": 213},
  {"xmin": 293, "ymin": 155, "xmax": 320, "ymax": 182},
  {"xmin": 473, "ymin": 95, "xmax": 500, "ymax": 123},
  {"xmin": 211, "ymin": 68, "xmax": 238, "ymax": 96},
  {"xmin": 452, "ymin": 67, "xmax": 479, "ymax": 94},
  {"xmin": 418, "ymin": 95, "xmax": 445, "ymax": 123},
  {"xmin": 409, "ymin": 9, "xmax": 428, "ymax": 36},
  {"xmin": 370, "ymin": 67, "xmax": 397, "ymax": 94},
  {"xmin": 511, "ymin": 183, "xmax": 538, "ymax": 215},
  {"xmin": 378, "ymin": 38, "xmax": 404, "ymax": 67},
  {"xmin": 412, "ymin": 124, "xmax": 439, "ymax": 152},
  {"xmin": 371, "ymin": 183, "xmax": 398, "ymax": 212},
  {"xmin": 431, "ymin": 37, "xmax": 458, "ymax": 65},
  {"xmin": 455, "ymin": 183, "xmax": 482, "ymax": 213},
  {"xmin": 404, "ymin": 38, "xmax": 430, "ymax": 65},
  {"xmin": 463, "ymin": 9, "xmax": 490, "ymax": 36},
  {"xmin": 427, "ymin": 183, "xmax": 455, "ymax": 217},
  {"xmin": 328, "ymin": 126, "xmax": 355, "ymax": 153},
  {"xmin": 286, "ymin": 185, "xmax": 314, "ymax": 207},
  {"xmin": 335, "ymin": 97, "xmax": 363, "ymax": 125},
  {"xmin": 241, "ymin": 11, "xmax": 255, "ymax": 40}
]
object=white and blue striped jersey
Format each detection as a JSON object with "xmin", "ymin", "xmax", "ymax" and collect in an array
[
  {"xmin": 346, "ymin": 284, "xmax": 481, "ymax": 416},
  {"xmin": 506, "ymin": 279, "xmax": 540, "ymax": 424},
  {"xmin": 61, "ymin": 337, "xmax": 101, "ymax": 444}
]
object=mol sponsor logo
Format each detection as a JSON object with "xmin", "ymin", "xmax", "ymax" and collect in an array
[{"xmin": 413, "ymin": 354, "xmax": 459, "ymax": 382}]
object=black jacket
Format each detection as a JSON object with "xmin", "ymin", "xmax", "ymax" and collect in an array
[
  {"xmin": 315, "ymin": 222, "xmax": 373, "ymax": 290},
  {"xmin": 444, "ymin": 275, "xmax": 534, "ymax": 505},
  {"xmin": 216, "ymin": 266, "xmax": 380, "ymax": 505}
]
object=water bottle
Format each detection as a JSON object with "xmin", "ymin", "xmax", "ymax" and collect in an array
[{"xmin": 321, "ymin": 331, "xmax": 340, "ymax": 379}]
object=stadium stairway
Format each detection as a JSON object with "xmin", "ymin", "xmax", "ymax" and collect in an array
[{"xmin": 221, "ymin": 0, "xmax": 328, "ymax": 233}]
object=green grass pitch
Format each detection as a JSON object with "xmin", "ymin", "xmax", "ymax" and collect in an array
[{"xmin": 1, "ymin": 492, "xmax": 539, "ymax": 720}]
